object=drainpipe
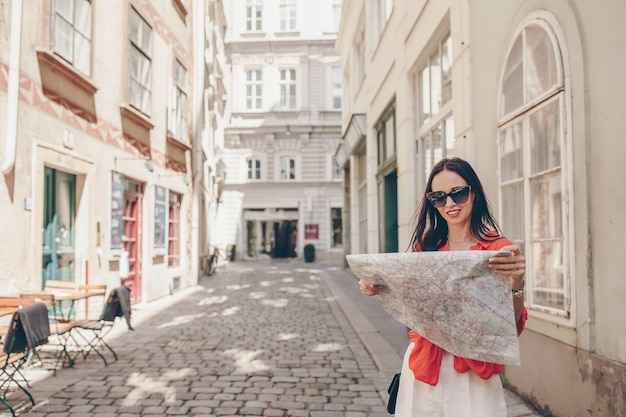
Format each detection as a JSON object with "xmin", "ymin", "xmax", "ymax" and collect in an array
[{"xmin": 2, "ymin": 0, "xmax": 23, "ymax": 174}]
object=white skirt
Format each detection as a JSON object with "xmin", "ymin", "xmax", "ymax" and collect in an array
[{"xmin": 394, "ymin": 343, "xmax": 507, "ymax": 417}]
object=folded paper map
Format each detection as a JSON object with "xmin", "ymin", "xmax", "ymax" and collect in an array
[{"xmin": 346, "ymin": 251, "xmax": 520, "ymax": 366}]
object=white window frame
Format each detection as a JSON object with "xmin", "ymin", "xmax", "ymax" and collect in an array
[
  {"xmin": 246, "ymin": 152, "xmax": 266, "ymax": 181},
  {"xmin": 168, "ymin": 59, "xmax": 188, "ymax": 143},
  {"xmin": 52, "ymin": 0, "xmax": 92, "ymax": 76},
  {"xmin": 497, "ymin": 12, "xmax": 573, "ymax": 323},
  {"xmin": 128, "ymin": 7, "xmax": 152, "ymax": 115},
  {"xmin": 332, "ymin": 0, "xmax": 342, "ymax": 33},
  {"xmin": 275, "ymin": 152, "xmax": 300, "ymax": 181},
  {"xmin": 331, "ymin": 66, "xmax": 342, "ymax": 110},
  {"xmin": 279, "ymin": 68, "xmax": 297, "ymax": 110},
  {"xmin": 245, "ymin": 69, "xmax": 263, "ymax": 110},
  {"xmin": 279, "ymin": 0, "xmax": 297, "ymax": 31},
  {"xmin": 246, "ymin": 0, "xmax": 263, "ymax": 32},
  {"xmin": 414, "ymin": 32, "xmax": 454, "ymax": 199}
]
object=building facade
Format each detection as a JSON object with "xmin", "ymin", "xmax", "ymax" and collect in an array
[
  {"xmin": 218, "ymin": 0, "xmax": 344, "ymax": 262},
  {"xmin": 336, "ymin": 0, "xmax": 625, "ymax": 415},
  {"xmin": 0, "ymin": 0, "xmax": 226, "ymax": 304}
]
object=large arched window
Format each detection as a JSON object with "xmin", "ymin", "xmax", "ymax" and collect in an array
[{"xmin": 498, "ymin": 12, "xmax": 572, "ymax": 318}]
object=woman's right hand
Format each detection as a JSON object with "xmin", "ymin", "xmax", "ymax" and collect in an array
[{"xmin": 359, "ymin": 279, "xmax": 386, "ymax": 296}]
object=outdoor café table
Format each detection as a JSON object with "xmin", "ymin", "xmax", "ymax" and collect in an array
[{"xmin": 12, "ymin": 288, "xmax": 106, "ymax": 369}]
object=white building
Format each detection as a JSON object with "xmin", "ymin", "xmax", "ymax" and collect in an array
[
  {"xmin": 219, "ymin": 0, "xmax": 344, "ymax": 262},
  {"xmin": 0, "ymin": 0, "xmax": 226, "ymax": 303},
  {"xmin": 336, "ymin": 0, "xmax": 626, "ymax": 415}
]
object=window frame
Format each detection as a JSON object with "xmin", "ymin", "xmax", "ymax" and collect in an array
[
  {"xmin": 279, "ymin": 0, "xmax": 297, "ymax": 32},
  {"xmin": 128, "ymin": 7, "xmax": 153, "ymax": 116},
  {"xmin": 245, "ymin": 0, "xmax": 263, "ymax": 32},
  {"xmin": 497, "ymin": 12, "xmax": 573, "ymax": 323},
  {"xmin": 330, "ymin": 207, "xmax": 343, "ymax": 249},
  {"xmin": 279, "ymin": 68, "xmax": 297, "ymax": 110},
  {"xmin": 51, "ymin": 0, "xmax": 92, "ymax": 77},
  {"xmin": 414, "ymin": 31, "xmax": 455, "ymax": 199},
  {"xmin": 275, "ymin": 152, "xmax": 300, "ymax": 182},
  {"xmin": 245, "ymin": 69, "xmax": 263, "ymax": 110},
  {"xmin": 169, "ymin": 59, "xmax": 189, "ymax": 143}
]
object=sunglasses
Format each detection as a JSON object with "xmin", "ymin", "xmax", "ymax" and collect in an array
[{"xmin": 426, "ymin": 185, "xmax": 472, "ymax": 208}]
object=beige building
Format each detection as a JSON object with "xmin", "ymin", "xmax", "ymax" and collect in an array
[
  {"xmin": 0, "ymin": 0, "xmax": 226, "ymax": 304},
  {"xmin": 218, "ymin": 0, "xmax": 344, "ymax": 262},
  {"xmin": 336, "ymin": 0, "xmax": 625, "ymax": 415}
]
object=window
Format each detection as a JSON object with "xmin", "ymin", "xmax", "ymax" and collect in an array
[
  {"xmin": 279, "ymin": 156, "xmax": 296, "ymax": 181},
  {"xmin": 168, "ymin": 192, "xmax": 181, "ymax": 267},
  {"xmin": 331, "ymin": 157, "xmax": 342, "ymax": 180},
  {"xmin": 246, "ymin": 0, "xmax": 263, "ymax": 32},
  {"xmin": 498, "ymin": 16, "xmax": 570, "ymax": 317},
  {"xmin": 333, "ymin": 0, "xmax": 342, "ymax": 32},
  {"xmin": 376, "ymin": 101, "xmax": 396, "ymax": 165},
  {"xmin": 52, "ymin": 0, "xmax": 92, "ymax": 76},
  {"xmin": 357, "ymin": 151, "xmax": 367, "ymax": 253},
  {"xmin": 247, "ymin": 158, "xmax": 262, "ymax": 180},
  {"xmin": 331, "ymin": 66, "xmax": 342, "ymax": 109},
  {"xmin": 279, "ymin": 0, "xmax": 296, "ymax": 31},
  {"xmin": 280, "ymin": 69, "xmax": 297, "ymax": 109},
  {"xmin": 245, "ymin": 69, "xmax": 263, "ymax": 110},
  {"xmin": 169, "ymin": 59, "xmax": 188, "ymax": 142},
  {"xmin": 331, "ymin": 208, "xmax": 343, "ymax": 248},
  {"xmin": 129, "ymin": 8, "xmax": 152, "ymax": 115},
  {"xmin": 415, "ymin": 33, "xmax": 454, "ymax": 195}
]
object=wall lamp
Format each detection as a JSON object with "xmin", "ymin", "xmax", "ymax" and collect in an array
[
  {"xmin": 114, "ymin": 155, "xmax": 154, "ymax": 172},
  {"xmin": 158, "ymin": 173, "xmax": 189, "ymax": 186}
]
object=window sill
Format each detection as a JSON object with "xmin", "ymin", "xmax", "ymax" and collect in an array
[
  {"xmin": 274, "ymin": 31, "xmax": 300, "ymax": 37},
  {"xmin": 172, "ymin": 0, "xmax": 188, "ymax": 20},
  {"xmin": 240, "ymin": 31, "xmax": 267, "ymax": 38},
  {"xmin": 166, "ymin": 133, "xmax": 192, "ymax": 150},
  {"xmin": 120, "ymin": 104, "xmax": 154, "ymax": 131},
  {"xmin": 36, "ymin": 48, "xmax": 98, "ymax": 95}
]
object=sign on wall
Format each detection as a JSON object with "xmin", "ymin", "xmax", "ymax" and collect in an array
[
  {"xmin": 304, "ymin": 224, "xmax": 319, "ymax": 239},
  {"xmin": 110, "ymin": 171, "xmax": 124, "ymax": 250}
]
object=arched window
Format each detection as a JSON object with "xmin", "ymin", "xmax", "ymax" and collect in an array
[{"xmin": 498, "ymin": 13, "xmax": 571, "ymax": 318}]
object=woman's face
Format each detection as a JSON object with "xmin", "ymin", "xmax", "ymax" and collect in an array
[{"xmin": 430, "ymin": 169, "xmax": 474, "ymax": 229}]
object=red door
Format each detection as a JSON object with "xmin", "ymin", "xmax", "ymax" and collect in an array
[{"xmin": 123, "ymin": 184, "xmax": 143, "ymax": 303}]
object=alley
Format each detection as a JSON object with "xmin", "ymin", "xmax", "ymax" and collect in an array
[{"xmin": 5, "ymin": 260, "xmax": 542, "ymax": 416}]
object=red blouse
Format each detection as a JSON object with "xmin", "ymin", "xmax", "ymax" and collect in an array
[{"xmin": 408, "ymin": 234, "xmax": 528, "ymax": 386}]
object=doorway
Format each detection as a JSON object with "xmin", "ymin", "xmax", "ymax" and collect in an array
[{"xmin": 122, "ymin": 180, "xmax": 144, "ymax": 303}]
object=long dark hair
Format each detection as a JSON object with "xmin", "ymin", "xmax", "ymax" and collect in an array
[{"xmin": 409, "ymin": 157, "xmax": 501, "ymax": 251}]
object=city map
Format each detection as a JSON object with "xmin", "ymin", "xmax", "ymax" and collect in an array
[{"xmin": 346, "ymin": 251, "xmax": 520, "ymax": 366}]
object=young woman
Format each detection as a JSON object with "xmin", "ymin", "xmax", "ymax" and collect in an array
[{"xmin": 359, "ymin": 157, "xmax": 527, "ymax": 417}]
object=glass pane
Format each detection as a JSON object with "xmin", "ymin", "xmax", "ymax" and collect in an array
[
  {"xmin": 499, "ymin": 121, "xmax": 523, "ymax": 181},
  {"xmin": 385, "ymin": 114, "xmax": 395, "ymax": 158},
  {"xmin": 423, "ymin": 134, "xmax": 433, "ymax": 183},
  {"xmin": 530, "ymin": 99, "xmax": 560, "ymax": 174},
  {"xmin": 55, "ymin": 0, "xmax": 72, "ymax": 20},
  {"xmin": 54, "ymin": 19, "xmax": 73, "ymax": 60},
  {"xmin": 419, "ymin": 68, "xmax": 430, "ymax": 123},
  {"xmin": 530, "ymin": 240, "xmax": 564, "ymax": 311},
  {"xmin": 441, "ymin": 35, "xmax": 453, "ymax": 106},
  {"xmin": 501, "ymin": 35, "xmax": 523, "ymax": 116},
  {"xmin": 501, "ymin": 182, "xmax": 524, "ymax": 241},
  {"xmin": 432, "ymin": 125, "xmax": 443, "ymax": 166},
  {"xmin": 530, "ymin": 172, "xmax": 562, "ymax": 239},
  {"xmin": 429, "ymin": 51, "xmax": 441, "ymax": 115},
  {"xmin": 74, "ymin": 33, "xmax": 91, "ymax": 75},
  {"xmin": 444, "ymin": 116, "xmax": 455, "ymax": 157},
  {"xmin": 525, "ymin": 24, "xmax": 558, "ymax": 102},
  {"xmin": 74, "ymin": 0, "xmax": 92, "ymax": 35}
]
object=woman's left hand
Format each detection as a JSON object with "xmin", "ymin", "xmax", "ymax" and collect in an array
[{"xmin": 489, "ymin": 245, "xmax": 525, "ymax": 282}]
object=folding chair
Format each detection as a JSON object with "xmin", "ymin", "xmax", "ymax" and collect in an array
[
  {"xmin": 0, "ymin": 302, "xmax": 50, "ymax": 416},
  {"xmin": 73, "ymin": 286, "xmax": 133, "ymax": 366}
]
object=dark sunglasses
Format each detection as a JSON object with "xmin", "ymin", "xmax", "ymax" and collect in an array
[{"xmin": 426, "ymin": 185, "xmax": 472, "ymax": 208}]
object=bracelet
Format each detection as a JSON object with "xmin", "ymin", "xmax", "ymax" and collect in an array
[{"xmin": 511, "ymin": 280, "xmax": 525, "ymax": 298}]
